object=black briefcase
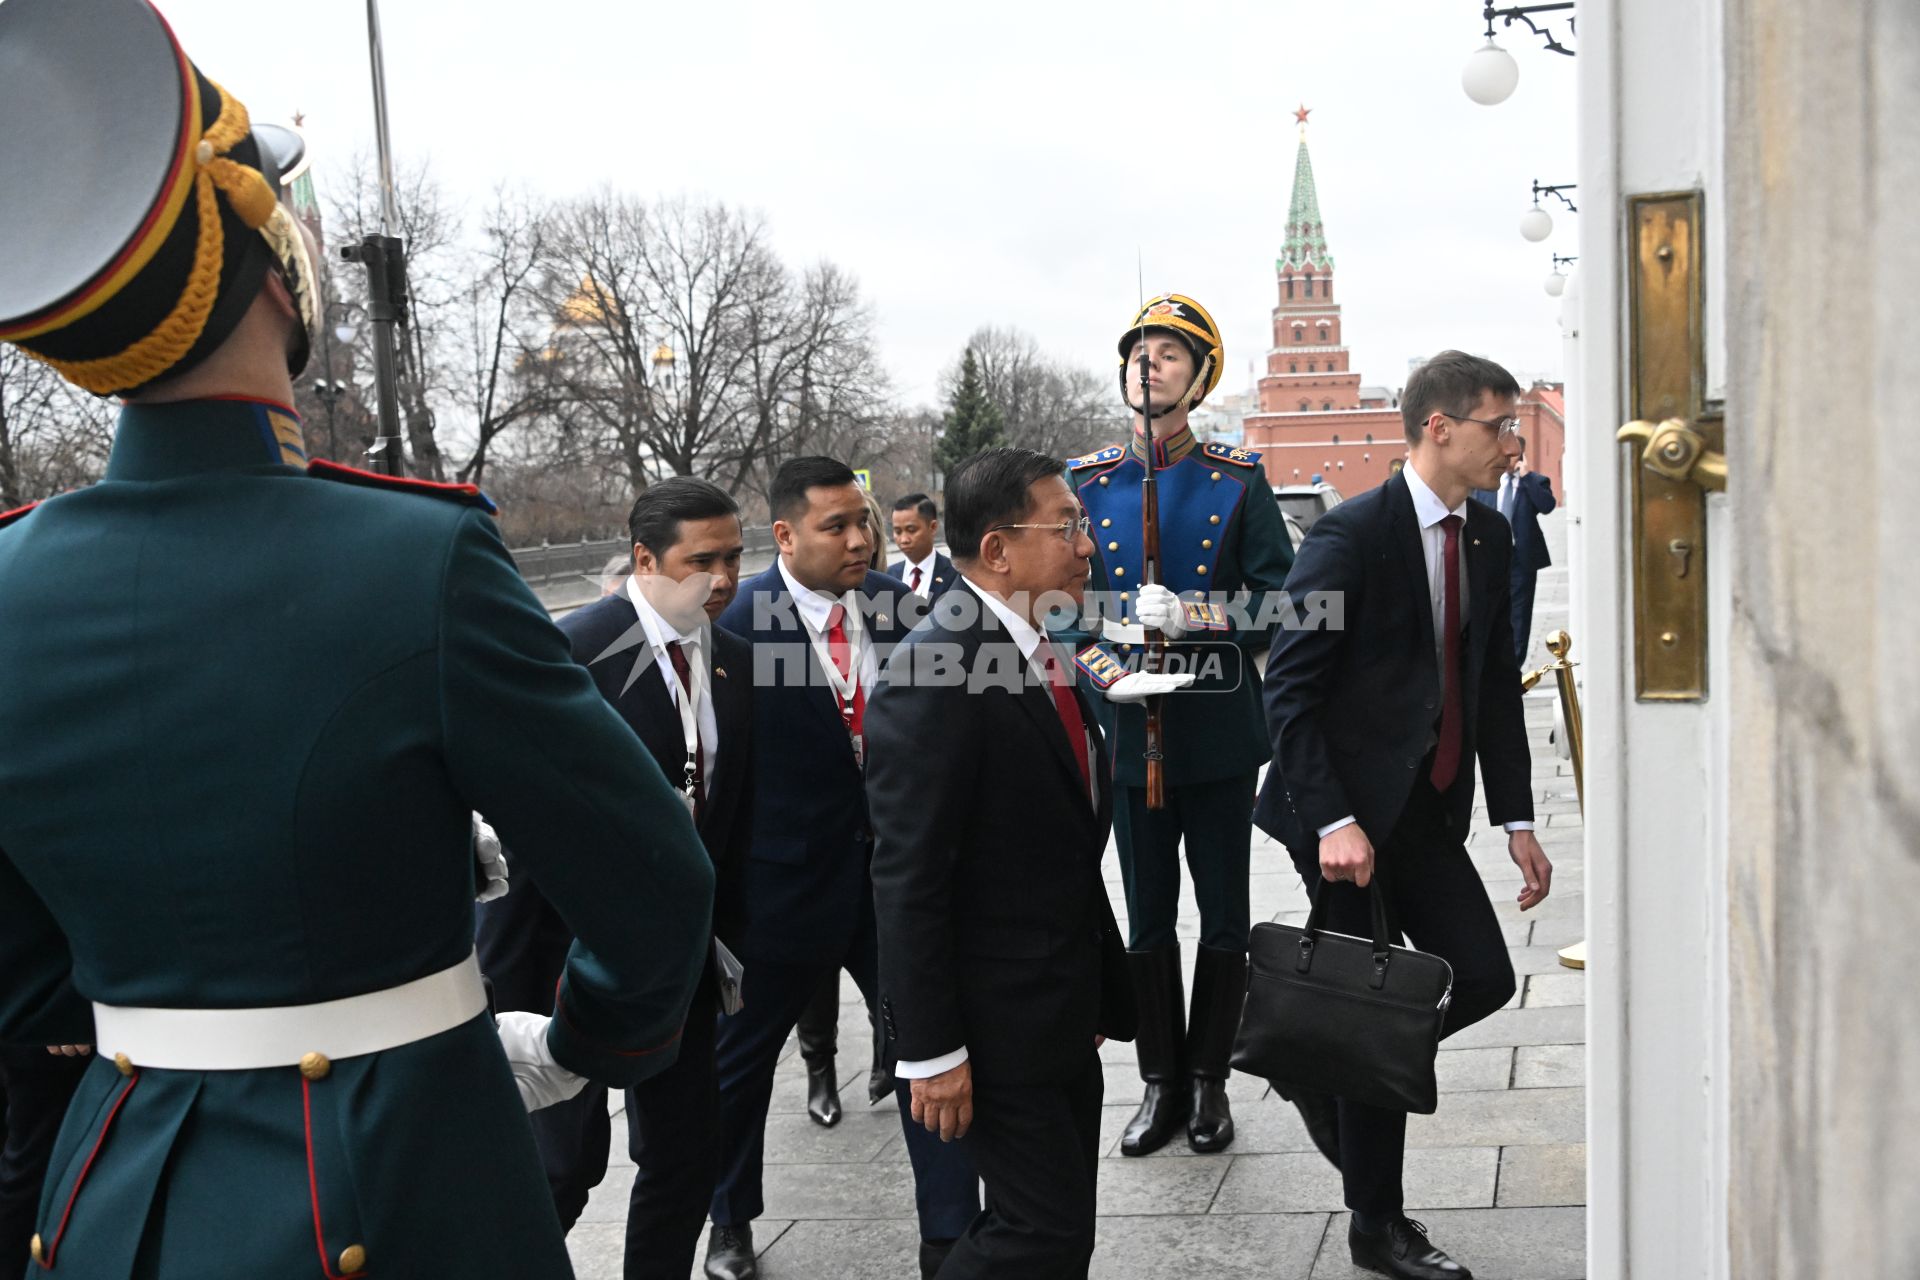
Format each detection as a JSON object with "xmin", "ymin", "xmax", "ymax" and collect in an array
[{"xmin": 1230, "ymin": 882, "xmax": 1454, "ymax": 1114}]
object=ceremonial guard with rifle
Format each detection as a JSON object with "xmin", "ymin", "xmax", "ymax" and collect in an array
[
  {"xmin": 0, "ymin": 1, "xmax": 714, "ymax": 1275},
  {"xmin": 1063, "ymin": 294, "xmax": 1294, "ymax": 1157}
]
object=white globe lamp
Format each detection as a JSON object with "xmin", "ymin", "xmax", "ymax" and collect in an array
[{"xmin": 1462, "ymin": 39, "xmax": 1520, "ymax": 106}]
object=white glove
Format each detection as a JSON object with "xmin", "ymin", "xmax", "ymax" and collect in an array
[
  {"xmin": 495, "ymin": 1011, "xmax": 588, "ymax": 1112},
  {"xmin": 1133, "ymin": 583, "xmax": 1187, "ymax": 640},
  {"xmin": 473, "ymin": 815, "xmax": 509, "ymax": 904},
  {"xmin": 1102, "ymin": 670, "xmax": 1197, "ymax": 703}
]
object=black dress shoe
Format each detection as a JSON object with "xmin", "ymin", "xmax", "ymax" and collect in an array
[
  {"xmin": 1186, "ymin": 1076, "xmax": 1234, "ymax": 1152},
  {"xmin": 1278, "ymin": 1082, "xmax": 1341, "ymax": 1170},
  {"xmin": 704, "ymin": 1223, "xmax": 758, "ymax": 1280},
  {"xmin": 1348, "ymin": 1217, "xmax": 1472, "ymax": 1280},
  {"xmin": 805, "ymin": 1057, "xmax": 842, "ymax": 1128},
  {"xmin": 917, "ymin": 1236, "xmax": 956, "ymax": 1279}
]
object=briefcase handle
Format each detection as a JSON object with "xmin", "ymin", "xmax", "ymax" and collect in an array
[{"xmin": 1296, "ymin": 879, "xmax": 1396, "ymax": 990}]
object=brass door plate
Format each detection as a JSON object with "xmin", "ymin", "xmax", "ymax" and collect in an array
[{"xmin": 1625, "ymin": 191, "xmax": 1718, "ymax": 701}]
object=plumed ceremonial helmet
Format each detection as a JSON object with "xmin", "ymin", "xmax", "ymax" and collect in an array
[
  {"xmin": 1116, "ymin": 293, "xmax": 1224, "ymax": 413},
  {"xmin": 0, "ymin": 0, "xmax": 317, "ymax": 396}
]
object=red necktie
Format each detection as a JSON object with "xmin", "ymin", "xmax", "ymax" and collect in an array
[
  {"xmin": 666, "ymin": 640, "xmax": 706, "ymax": 823},
  {"xmin": 909, "ymin": 565, "xmax": 923, "ymax": 593},
  {"xmin": 1429, "ymin": 514, "xmax": 1465, "ymax": 791},
  {"xmin": 1038, "ymin": 645, "xmax": 1093, "ymax": 803},
  {"xmin": 824, "ymin": 603, "xmax": 865, "ymax": 740}
]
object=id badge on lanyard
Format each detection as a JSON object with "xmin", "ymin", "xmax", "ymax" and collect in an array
[{"xmin": 811, "ymin": 608, "xmax": 864, "ymax": 768}]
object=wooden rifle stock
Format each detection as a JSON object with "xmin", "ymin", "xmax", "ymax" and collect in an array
[{"xmin": 1142, "ymin": 438, "xmax": 1167, "ymax": 810}]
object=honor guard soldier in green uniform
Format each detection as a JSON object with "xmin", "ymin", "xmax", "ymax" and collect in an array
[
  {"xmin": 1064, "ymin": 294, "xmax": 1294, "ymax": 1157},
  {"xmin": 0, "ymin": 2, "xmax": 714, "ymax": 1275}
]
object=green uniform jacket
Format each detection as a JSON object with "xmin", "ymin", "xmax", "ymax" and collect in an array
[
  {"xmin": 1062, "ymin": 432, "xmax": 1295, "ymax": 788},
  {"xmin": 0, "ymin": 400, "xmax": 714, "ymax": 1278}
]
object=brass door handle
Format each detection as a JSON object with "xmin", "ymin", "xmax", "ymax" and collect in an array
[{"xmin": 1616, "ymin": 417, "xmax": 1727, "ymax": 492}]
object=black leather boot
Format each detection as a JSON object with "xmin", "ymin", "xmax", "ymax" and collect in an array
[
  {"xmin": 796, "ymin": 974, "xmax": 842, "ymax": 1127},
  {"xmin": 1185, "ymin": 944, "xmax": 1245, "ymax": 1153},
  {"xmin": 1120, "ymin": 944, "xmax": 1188, "ymax": 1156}
]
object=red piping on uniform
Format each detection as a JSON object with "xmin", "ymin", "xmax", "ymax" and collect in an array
[
  {"xmin": 38, "ymin": 1072, "xmax": 140, "ymax": 1269},
  {"xmin": 0, "ymin": 502, "xmax": 38, "ymax": 526},
  {"xmin": 308, "ymin": 459, "xmax": 482, "ymax": 499},
  {"xmin": 551, "ymin": 980, "xmax": 685, "ymax": 1058},
  {"xmin": 303, "ymin": 1076, "xmax": 368, "ymax": 1279}
]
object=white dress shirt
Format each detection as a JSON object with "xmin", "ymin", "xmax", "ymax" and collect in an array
[
  {"xmin": 623, "ymin": 575, "xmax": 720, "ymax": 793},
  {"xmin": 901, "ymin": 549, "xmax": 939, "ymax": 597},
  {"xmin": 777, "ymin": 557, "xmax": 879, "ymax": 691},
  {"xmin": 894, "ymin": 577, "xmax": 1095, "ymax": 1082},
  {"xmin": 1497, "ymin": 471, "xmax": 1516, "ymax": 521},
  {"xmin": 1316, "ymin": 461, "xmax": 1532, "ymax": 840}
]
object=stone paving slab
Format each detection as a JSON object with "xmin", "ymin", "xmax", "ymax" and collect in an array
[
  {"xmin": 1091, "ymin": 1212, "xmax": 1329, "ymax": 1279},
  {"xmin": 759, "ymin": 1162, "xmax": 919, "ymax": 1220},
  {"xmin": 1405, "ymin": 1087, "xmax": 1585, "ymax": 1149},
  {"xmin": 1523, "ymin": 972, "xmax": 1589, "ymax": 1008},
  {"xmin": 1095, "ymin": 1150, "xmax": 1232, "ymax": 1215},
  {"xmin": 1498, "ymin": 1143, "xmax": 1588, "ymax": 1207},
  {"xmin": 1442, "ymin": 1003, "xmax": 1584, "ymax": 1050},
  {"xmin": 1309, "ymin": 1208, "xmax": 1586, "ymax": 1279},
  {"xmin": 757, "ymin": 1220, "xmax": 921, "ymax": 1280},
  {"xmin": 1213, "ymin": 1146, "xmax": 1499, "ymax": 1214},
  {"xmin": 1513, "ymin": 1043, "xmax": 1586, "ymax": 1089}
]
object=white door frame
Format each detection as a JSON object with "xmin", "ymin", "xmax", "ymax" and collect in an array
[{"xmin": 1573, "ymin": 0, "xmax": 1731, "ymax": 1275}]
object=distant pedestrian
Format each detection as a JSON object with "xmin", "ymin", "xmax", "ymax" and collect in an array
[
  {"xmin": 889, "ymin": 492, "xmax": 957, "ymax": 600},
  {"xmin": 1471, "ymin": 439, "xmax": 1557, "ymax": 664}
]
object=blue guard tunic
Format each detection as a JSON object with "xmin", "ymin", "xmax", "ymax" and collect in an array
[
  {"xmin": 1065, "ymin": 425, "xmax": 1295, "ymax": 950},
  {"xmin": 0, "ymin": 399, "xmax": 714, "ymax": 1278}
]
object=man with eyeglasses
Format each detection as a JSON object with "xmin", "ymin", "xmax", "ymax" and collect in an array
[
  {"xmin": 1255, "ymin": 350, "xmax": 1552, "ymax": 1280},
  {"xmin": 1471, "ymin": 436, "xmax": 1558, "ymax": 664},
  {"xmin": 869, "ymin": 447, "xmax": 1138, "ymax": 1278},
  {"xmin": 1063, "ymin": 294, "xmax": 1295, "ymax": 1168}
]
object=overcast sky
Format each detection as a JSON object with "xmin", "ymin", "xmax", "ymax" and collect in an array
[{"xmin": 162, "ymin": 0, "xmax": 1578, "ymax": 412}]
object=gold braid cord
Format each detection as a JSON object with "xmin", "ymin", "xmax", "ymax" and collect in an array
[{"xmin": 36, "ymin": 82, "xmax": 277, "ymax": 394}]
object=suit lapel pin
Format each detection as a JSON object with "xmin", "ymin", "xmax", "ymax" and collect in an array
[
  {"xmin": 714, "ymin": 667, "xmax": 727, "ymax": 679},
  {"xmin": 877, "ymin": 614, "xmax": 888, "ymax": 625}
]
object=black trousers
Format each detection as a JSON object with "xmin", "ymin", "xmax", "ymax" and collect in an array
[
  {"xmin": 526, "ymin": 970, "xmax": 723, "ymax": 1280},
  {"xmin": 1294, "ymin": 781, "xmax": 1518, "ymax": 1220},
  {"xmin": 0, "ymin": 1046, "xmax": 88, "ymax": 1280},
  {"xmin": 938, "ymin": 1053, "xmax": 1103, "ymax": 1280},
  {"xmin": 710, "ymin": 934, "xmax": 978, "ymax": 1239},
  {"xmin": 1511, "ymin": 564, "xmax": 1540, "ymax": 665},
  {"xmin": 1112, "ymin": 773, "xmax": 1256, "ymax": 951}
]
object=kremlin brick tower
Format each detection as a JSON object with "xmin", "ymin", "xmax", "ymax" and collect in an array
[{"xmin": 1241, "ymin": 108, "xmax": 1413, "ymax": 493}]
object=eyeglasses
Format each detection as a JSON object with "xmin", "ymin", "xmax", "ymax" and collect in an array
[
  {"xmin": 1442, "ymin": 412, "xmax": 1521, "ymax": 440},
  {"xmin": 989, "ymin": 516, "xmax": 1092, "ymax": 543}
]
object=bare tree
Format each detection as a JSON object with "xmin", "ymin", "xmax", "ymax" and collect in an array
[
  {"xmin": 325, "ymin": 155, "xmax": 461, "ymax": 480},
  {"xmin": 952, "ymin": 325, "xmax": 1121, "ymax": 460},
  {"xmin": 451, "ymin": 187, "xmax": 568, "ymax": 487},
  {"xmin": 0, "ymin": 347, "xmax": 115, "ymax": 507}
]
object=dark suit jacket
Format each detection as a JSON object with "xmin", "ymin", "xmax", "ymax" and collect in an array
[
  {"xmin": 478, "ymin": 593, "xmax": 752, "ymax": 1014},
  {"xmin": 887, "ymin": 551, "xmax": 958, "ymax": 602},
  {"xmin": 714, "ymin": 563, "xmax": 916, "ymax": 966},
  {"xmin": 868, "ymin": 581, "xmax": 1135, "ymax": 1086},
  {"xmin": 1253, "ymin": 471, "xmax": 1534, "ymax": 854},
  {"xmin": 1471, "ymin": 472, "xmax": 1557, "ymax": 573}
]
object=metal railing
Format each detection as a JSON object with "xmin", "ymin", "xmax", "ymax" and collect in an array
[{"xmin": 509, "ymin": 526, "xmax": 775, "ymax": 587}]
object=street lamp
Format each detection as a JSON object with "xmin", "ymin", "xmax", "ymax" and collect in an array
[
  {"xmin": 1544, "ymin": 253, "xmax": 1578, "ymax": 297},
  {"xmin": 1462, "ymin": 3, "xmax": 1576, "ymax": 106},
  {"xmin": 1520, "ymin": 179, "xmax": 1578, "ymax": 241}
]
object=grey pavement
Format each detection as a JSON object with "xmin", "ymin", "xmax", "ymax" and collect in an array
[{"xmin": 568, "ymin": 510, "xmax": 1583, "ymax": 1279}]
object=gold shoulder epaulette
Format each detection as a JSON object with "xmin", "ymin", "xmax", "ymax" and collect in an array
[
  {"xmin": 1067, "ymin": 445, "xmax": 1125, "ymax": 470},
  {"xmin": 1202, "ymin": 441, "xmax": 1261, "ymax": 467}
]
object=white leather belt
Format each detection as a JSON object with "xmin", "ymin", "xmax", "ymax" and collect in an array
[{"xmin": 92, "ymin": 951, "xmax": 487, "ymax": 1071}]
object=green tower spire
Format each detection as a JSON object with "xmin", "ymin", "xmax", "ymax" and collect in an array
[{"xmin": 1277, "ymin": 107, "xmax": 1333, "ymax": 273}]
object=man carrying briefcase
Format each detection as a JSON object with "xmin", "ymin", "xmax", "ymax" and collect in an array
[{"xmin": 1253, "ymin": 352, "xmax": 1554, "ymax": 1280}]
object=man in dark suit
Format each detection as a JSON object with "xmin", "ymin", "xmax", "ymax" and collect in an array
[
  {"xmin": 870, "ymin": 447, "xmax": 1137, "ymax": 1279},
  {"xmin": 1255, "ymin": 351, "xmax": 1554, "ymax": 1280},
  {"xmin": 478, "ymin": 477, "xmax": 752, "ymax": 1279},
  {"xmin": 889, "ymin": 492, "xmax": 958, "ymax": 601},
  {"xmin": 707, "ymin": 458, "xmax": 978, "ymax": 1280},
  {"xmin": 1473, "ymin": 440, "xmax": 1558, "ymax": 664}
]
